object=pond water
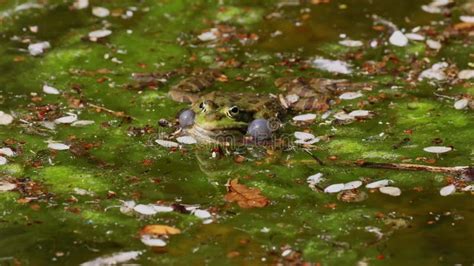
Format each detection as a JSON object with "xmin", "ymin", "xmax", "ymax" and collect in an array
[{"xmin": 0, "ymin": 0, "xmax": 473, "ymax": 265}]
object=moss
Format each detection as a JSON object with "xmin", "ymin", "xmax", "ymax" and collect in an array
[
  {"xmin": 0, "ymin": 163, "xmax": 24, "ymax": 176},
  {"xmin": 216, "ymin": 6, "xmax": 263, "ymax": 25},
  {"xmin": 36, "ymin": 166, "xmax": 108, "ymax": 194},
  {"xmin": 327, "ymin": 139, "xmax": 366, "ymax": 155},
  {"xmin": 362, "ymin": 151, "xmax": 401, "ymax": 160}
]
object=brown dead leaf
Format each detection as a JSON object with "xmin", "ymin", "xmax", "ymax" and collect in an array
[
  {"xmin": 224, "ymin": 179, "xmax": 269, "ymax": 208},
  {"xmin": 140, "ymin": 225, "xmax": 181, "ymax": 236},
  {"xmin": 452, "ymin": 22, "xmax": 474, "ymax": 31}
]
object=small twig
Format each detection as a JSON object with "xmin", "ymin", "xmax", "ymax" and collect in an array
[
  {"xmin": 86, "ymin": 103, "xmax": 135, "ymax": 120},
  {"xmin": 433, "ymin": 92, "xmax": 456, "ymax": 100},
  {"xmin": 357, "ymin": 161, "xmax": 473, "ymax": 176},
  {"xmin": 372, "ymin": 14, "xmax": 398, "ymax": 32},
  {"xmin": 303, "ymin": 149, "xmax": 325, "ymax": 166}
]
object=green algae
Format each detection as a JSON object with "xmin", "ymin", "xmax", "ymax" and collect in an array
[
  {"xmin": 36, "ymin": 166, "xmax": 109, "ymax": 194},
  {"xmin": 0, "ymin": 0, "xmax": 473, "ymax": 265}
]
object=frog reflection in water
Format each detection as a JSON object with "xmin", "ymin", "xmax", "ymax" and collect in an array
[{"xmin": 166, "ymin": 70, "xmax": 370, "ymax": 144}]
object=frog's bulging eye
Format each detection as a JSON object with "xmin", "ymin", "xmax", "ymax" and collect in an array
[{"xmin": 229, "ymin": 106, "xmax": 239, "ymax": 115}]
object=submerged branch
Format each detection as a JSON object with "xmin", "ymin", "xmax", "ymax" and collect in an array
[{"xmin": 356, "ymin": 161, "xmax": 473, "ymax": 179}]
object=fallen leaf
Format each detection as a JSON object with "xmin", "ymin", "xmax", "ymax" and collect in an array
[
  {"xmin": 140, "ymin": 225, "xmax": 181, "ymax": 236},
  {"xmin": 224, "ymin": 179, "xmax": 269, "ymax": 208}
]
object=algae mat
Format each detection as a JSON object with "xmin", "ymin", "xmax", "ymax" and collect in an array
[{"xmin": 0, "ymin": 0, "xmax": 473, "ymax": 265}]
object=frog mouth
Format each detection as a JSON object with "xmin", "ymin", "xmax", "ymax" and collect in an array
[
  {"xmin": 186, "ymin": 124, "xmax": 246, "ymax": 143},
  {"xmin": 194, "ymin": 121, "xmax": 248, "ymax": 131}
]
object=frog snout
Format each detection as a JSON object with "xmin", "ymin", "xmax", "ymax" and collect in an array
[{"xmin": 205, "ymin": 112, "xmax": 224, "ymax": 121}]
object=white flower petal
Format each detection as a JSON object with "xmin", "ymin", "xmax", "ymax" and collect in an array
[
  {"xmin": 294, "ymin": 131, "xmax": 315, "ymax": 140},
  {"xmin": 28, "ymin": 41, "xmax": 50, "ymax": 56},
  {"xmin": 418, "ymin": 62, "xmax": 448, "ymax": 81},
  {"xmin": 339, "ymin": 91, "xmax": 363, "ymax": 100},
  {"xmin": 292, "ymin": 113, "xmax": 317, "ymax": 122},
  {"xmin": 348, "ymin": 110, "xmax": 370, "ymax": 117},
  {"xmin": 0, "ymin": 156, "xmax": 7, "ymax": 166},
  {"xmin": 119, "ymin": 200, "xmax": 136, "ymax": 214},
  {"xmin": 389, "ymin": 31, "xmax": 408, "ymax": 47},
  {"xmin": 307, "ymin": 173, "xmax": 324, "ymax": 184},
  {"xmin": 47, "ymin": 143, "xmax": 70, "ymax": 150},
  {"xmin": 155, "ymin": 139, "xmax": 179, "ymax": 148},
  {"xmin": 193, "ymin": 209, "xmax": 212, "ymax": 219},
  {"xmin": 454, "ymin": 98, "xmax": 469, "ymax": 110},
  {"xmin": 334, "ymin": 111, "xmax": 354, "ymax": 121},
  {"xmin": 73, "ymin": 0, "xmax": 89, "ymax": 10},
  {"xmin": 461, "ymin": 185, "xmax": 473, "ymax": 192},
  {"xmin": 0, "ymin": 181, "xmax": 16, "ymax": 192},
  {"xmin": 426, "ymin": 39, "xmax": 442, "ymax": 50},
  {"xmin": 366, "ymin": 179, "xmax": 392, "ymax": 189},
  {"xmin": 339, "ymin": 39, "xmax": 363, "ymax": 47},
  {"xmin": 423, "ymin": 146, "xmax": 452, "ymax": 154},
  {"xmin": 43, "ymin": 84, "xmax": 60, "ymax": 95},
  {"xmin": 379, "ymin": 186, "xmax": 401, "ymax": 196},
  {"xmin": 405, "ymin": 33, "xmax": 425, "ymax": 41},
  {"xmin": 92, "ymin": 7, "xmax": 110, "ymax": 17},
  {"xmin": 72, "ymin": 120, "xmax": 95, "ymax": 127},
  {"xmin": 421, "ymin": 5, "xmax": 442, "ymax": 14},
  {"xmin": 312, "ymin": 58, "xmax": 352, "ymax": 74},
  {"xmin": 440, "ymin": 184, "xmax": 456, "ymax": 196},
  {"xmin": 460, "ymin": 15, "xmax": 474, "ymax": 23},
  {"xmin": 0, "ymin": 147, "xmax": 14, "ymax": 157},
  {"xmin": 343, "ymin": 180, "xmax": 363, "ymax": 190},
  {"xmin": 176, "ymin": 136, "xmax": 197, "ymax": 145},
  {"xmin": 54, "ymin": 114, "xmax": 78, "ymax": 124},
  {"xmin": 88, "ymin": 29, "xmax": 112, "ymax": 41},
  {"xmin": 294, "ymin": 138, "xmax": 320, "ymax": 145},
  {"xmin": 140, "ymin": 235, "xmax": 166, "ymax": 247},
  {"xmin": 198, "ymin": 29, "xmax": 218, "ymax": 41},
  {"xmin": 80, "ymin": 251, "xmax": 142, "ymax": 266},
  {"xmin": 324, "ymin": 183, "xmax": 345, "ymax": 193},
  {"xmin": 458, "ymin": 69, "xmax": 474, "ymax": 80},
  {"xmin": 0, "ymin": 112, "xmax": 14, "ymax": 125},
  {"xmin": 152, "ymin": 205, "xmax": 174, "ymax": 213},
  {"xmin": 133, "ymin": 204, "xmax": 157, "ymax": 215}
]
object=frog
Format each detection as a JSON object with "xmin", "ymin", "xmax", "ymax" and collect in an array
[
  {"xmin": 134, "ymin": 69, "xmax": 371, "ymax": 144},
  {"xmin": 168, "ymin": 70, "xmax": 288, "ymax": 143}
]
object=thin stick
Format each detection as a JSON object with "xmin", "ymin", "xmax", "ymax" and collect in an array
[
  {"xmin": 303, "ymin": 149, "xmax": 325, "ymax": 166},
  {"xmin": 357, "ymin": 161, "xmax": 472, "ymax": 175},
  {"xmin": 87, "ymin": 103, "xmax": 135, "ymax": 120}
]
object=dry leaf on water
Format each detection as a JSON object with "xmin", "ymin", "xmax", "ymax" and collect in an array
[
  {"xmin": 224, "ymin": 179, "xmax": 269, "ymax": 208},
  {"xmin": 140, "ymin": 225, "xmax": 181, "ymax": 236}
]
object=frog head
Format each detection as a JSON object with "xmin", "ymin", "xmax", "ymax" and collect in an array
[{"xmin": 192, "ymin": 99, "xmax": 250, "ymax": 132}]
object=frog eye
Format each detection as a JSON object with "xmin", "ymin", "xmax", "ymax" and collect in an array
[
  {"xmin": 199, "ymin": 102, "xmax": 207, "ymax": 112},
  {"xmin": 229, "ymin": 106, "xmax": 239, "ymax": 115}
]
